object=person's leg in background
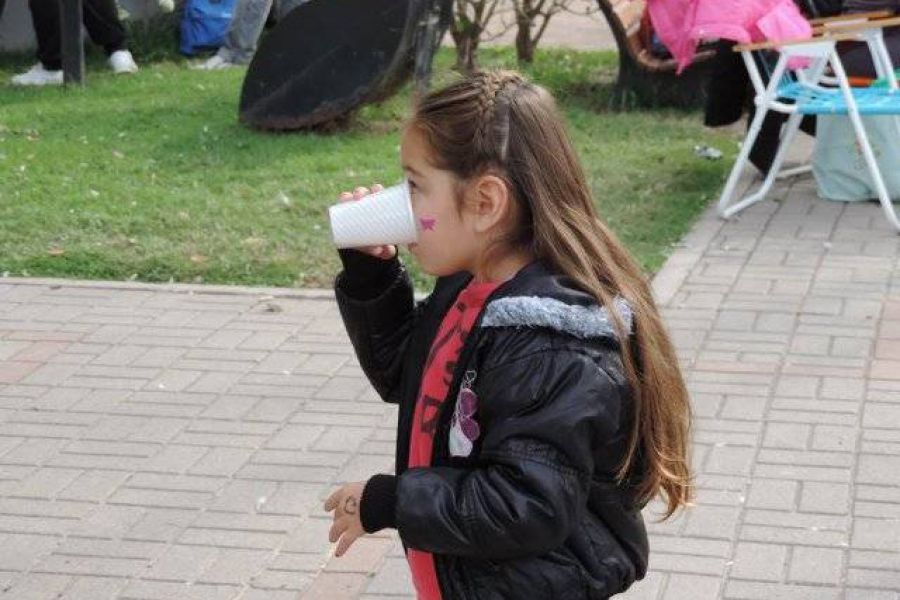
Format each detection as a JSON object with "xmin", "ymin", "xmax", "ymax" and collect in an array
[
  {"xmin": 11, "ymin": 0, "xmax": 64, "ymax": 86},
  {"xmin": 10, "ymin": 0, "xmax": 136, "ymax": 86},
  {"xmin": 196, "ymin": 0, "xmax": 273, "ymax": 69},
  {"xmin": 81, "ymin": 0, "xmax": 138, "ymax": 73}
]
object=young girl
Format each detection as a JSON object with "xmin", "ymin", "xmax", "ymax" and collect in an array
[{"xmin": 324, "ymin": 70, "xmax": 692, "ymax": 599}]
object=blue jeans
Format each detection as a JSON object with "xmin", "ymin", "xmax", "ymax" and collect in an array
[{"xmin": 217, "ymin": 0, "xmax": 307, "ymax": 64}]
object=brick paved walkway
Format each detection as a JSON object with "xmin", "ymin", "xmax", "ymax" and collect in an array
[{"xmin": 1, "ymin": 176, "xmax": 899, "ymax": 599}]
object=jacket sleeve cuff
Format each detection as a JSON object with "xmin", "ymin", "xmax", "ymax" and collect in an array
[
  {"xmin": 360, "ymin": 474, "xmax": 398, "ymax": 533},
  {"xmin": 336, "ymin": 250, "xmax": 402, "ymax": 301}
]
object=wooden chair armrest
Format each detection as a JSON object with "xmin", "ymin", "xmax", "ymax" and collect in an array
[
  {"xmin": 735, "ymin": 31, "xmax": 863, "ymax": 52},
  {"xmin": 809, "ymin": 10, "xmax": 893, "ymax": 26},
  {"xmin": 813, "ymin": 14, "xmax": 900, "ymax": 34},
  {"xmin": 735, "ymin": 17, "xmax": 900, "ymax": 52}
]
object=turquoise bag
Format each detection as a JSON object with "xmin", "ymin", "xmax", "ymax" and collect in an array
[{"xmin": 812, "ymin": 115, "xmax": 900, "ymax": 201}]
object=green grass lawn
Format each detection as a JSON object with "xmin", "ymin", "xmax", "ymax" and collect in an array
[{"xmin": 0, "ymin": 45, "xmax": 735, "ymax": 290}]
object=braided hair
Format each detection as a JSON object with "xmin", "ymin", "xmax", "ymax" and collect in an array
[{"xmin": 472, "ymin": 70, "xmax": 525, "ymax": 163}]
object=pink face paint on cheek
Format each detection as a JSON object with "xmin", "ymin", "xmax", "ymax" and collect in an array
[{"xmin": 420, "ymin": 217, "xmax": 437, "ymax": 231}]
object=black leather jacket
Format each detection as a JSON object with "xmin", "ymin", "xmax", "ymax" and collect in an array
[{"xmin": 334, "ymin": 251, "xmax": 648, "ymax": 599}]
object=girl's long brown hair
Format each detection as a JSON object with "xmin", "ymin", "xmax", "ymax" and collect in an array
[{"xmin": 410, "ymin": 70, "xmax": 692, "ymax": 518}]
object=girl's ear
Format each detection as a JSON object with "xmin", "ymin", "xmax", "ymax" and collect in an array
[{"xmin": 468, "ymin": 174, "xmax": 511, "ymax": 234}]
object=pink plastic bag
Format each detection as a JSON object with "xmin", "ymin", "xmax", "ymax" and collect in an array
[{"xmin": 648, "ymin": 0, "xmax": 813, "ymax": 72}]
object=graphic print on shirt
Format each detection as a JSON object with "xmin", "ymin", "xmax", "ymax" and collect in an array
[
  {"xmin": 419, "ymin": 301, "xmax": 470, "ymax": 435},
  {"xmin": 449, "ymin": 370, "xmax": 481, "ymax": 457}
]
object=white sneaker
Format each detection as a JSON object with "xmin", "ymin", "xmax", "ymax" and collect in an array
[
  {"xmin": 109, "ymin": 50, "xmax": 138, "ymax": 74},
  {"xmin": 158, "ymin": 0, "xmax": 175, "ymax": 12},
  {"xmin": 10, "ymin": 63, "xmax": 63, "ymax": 86},
  {"xmin": 192, "ymin": 54, "xmax": 237, "ymax": 70}
]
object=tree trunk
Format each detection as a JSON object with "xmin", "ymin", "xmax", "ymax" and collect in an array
[
  {"xmin": 450, "ymin": 18, "xmax": 481, "ymax": 73},
  {"xmin": 513, "ymin": 0, "xmax": 535, "ymax": 64},
  {"xmin": 514, "ymin": 22, "xmax": 535, "ymax": 63}
]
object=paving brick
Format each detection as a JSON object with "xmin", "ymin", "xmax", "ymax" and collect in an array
[
  {"xmin": 189, "ymin": 372, "xmax": 245, "ymax": 395},
  {"xmin": 244, "ymin": 588, "xmax": 310, "ymax": 600},
  {"xmin": 35, "ymin": 554, "xmax": 152, "ymax": 578},
  {"xmin": 851, "ymin": 518, "xmax": 900, "ymax": 550},
  {"xmin": 811, "ymin": 425, "xmax": 858, "ymax": 452},
  {"xmin": 681, "ymin": 505, "xmax": 740, "ymax": 540},
  {"xmin": 0, "ymin": 533, "xmax": 60, "ymax": 570},
  {"xmin": 324, "ymin": 537, "xmax": 395, "ymax": 574},
  {"xmin": 140, "ymin": 445, "xmax": 209, "ymax": 474},
  {"xmin": 821, "ymin": 377, "xmax": 866, "ymax": 401},
  {"xmin": 258, "ymin": 482, "xmax": 324, "ymax": 516},
  {"xmin": 661, "ymin": 573, "xmax": 722, "ymax": 600},
  {"xmin": 730, "ymin": 542, "xmax": 787, "ymax": 581},
  {"xmin": 788, "ymin": 546, "xmax": 844, "ymax": 585},
  {"xmin": 361, "ymin": 557, "xmax": 413, "ymax": 596},
  {"xmin": 724, "ymin": 580, "xmax": 843, "ymax": 599},
  {"xmin": 746, "ymin": 479, "xmax": 798, "ymax": 511},
  {"xmin": 744, "ymin": 509, "xmax": 847, "ymax": 533},
  {"xmin": 195, "ymin": 548, "xmax": 274, "ymax": 586},
  {"xmin": 799, "ymin": 482, "xmax": 850, "ymax": 515},
  {"xmin": 13, "ymin": 467, "xmax": 82, "ymax": 499},
  {"xmin": 109, "ymin": 488, "xmax": 214, "ymax": 510},
  {"xmin": 60, "ymin": 576, "xmax": 127, "ymax": 600},
  {"xmin": 650, "ymin": 552, "xmax": 726, "ymax": 576},
  {"xmin": 207, "ymin": 480, "xmax": 279, "ymax": 513},
  {"xmin": 135, "ymin": 549, "xmax": 230, "ymax": 588},
  {"xmin": 719, "ymin": 395, "xmax": 767, "ymax": 421},
  {"xmin": 774, "ymin": 376, "xmax": 819, "ymax": 398},
  {"xmin": 757, "ymin": 449, "xmax": 853, "ymax": 469},
  {"xmin": 844, "ymin": 589, "xmax": 899, "ymax": 600},
  {"xmin": 178, "ymin": 526, "xmax": 286, "ymax": 550},
  {"xmin": 244, "ymin": 397, "xmax": 301, "ymax": 422},
  {"xmin": 118, "ymin": 580, "xmax": 239, "ymax": 600},
  {"xmin": 299, "ymin": 571, "xmax": 368, "ymax": 600},
  {"xmin": 282, "ymin": 517, "xmax": 333, "ymax": 554},
  {"xmin": 314, "ymin": 377, "xmax": 372, "ymax": 401},
  {"xmin": 197, "ymin": 394, "xmax": 259, "ymax": 420},
  {"xmin": 2, "ymin": 573, "xmax": 72, "ymax": 600},
  {"xmin": 848, "ymin": 549, "xmax": 900, "ymax": 571},
  {"xmin": 754, "ymin": 461, "xmax": 851, "ymax": 482},
  {"xmin": 863, "ymin": 403, "xmax": 900, "ymax": 429},
  {"xmin": 313, "ymin": 426, "xmax": 373, "ymax": 453},
  {"xmin": 763, "ymin": 423, "xmax": 810, "ymax": 449},
  {"xmin": 704, "ymin": 445, "xmax": 755, "ymax": 476},
  {"xmin": 846, "ymin": 567, "xmax": 900, "ymax": 589},
  {"xmin": 739, "ymin": 524, "xmax": 847, "ymax": 547},
  {"xmin": 857, "ymin": 454, "xmax": 900, "ymax": 485},
  {"xmin": 192, "ymin": 511, "xmax": 299, "ymax": 534},
  {"xmin": 265, "ymin": 424, "xmax": 326, "ymax": 450},
  {"xmin": 125, "ymin": 508, "xmax": 198, "ymax": 543},
  {"xmin": 188, "ymin": 447, "xmax": 254, "ymax": 477},
  {"xmin": 67, "ymin": 505, "xmax": 146, "ymax": 539}
]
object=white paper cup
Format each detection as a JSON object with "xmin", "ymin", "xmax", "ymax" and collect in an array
[{"xmin": 328, "ymin": 183, "xmax": 418, "ymax": 249}]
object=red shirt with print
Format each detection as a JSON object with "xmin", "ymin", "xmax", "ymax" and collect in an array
[{"xmin": 406, "ymin": 279, "xmax": 500, "ymax": 600}]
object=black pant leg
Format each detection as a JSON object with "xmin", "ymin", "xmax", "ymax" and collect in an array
[
  {"xmin": 704, "ymin": 40, "xmax": 750, "ymax": 127},
  {"xmin": 29, "ymin": 0, "xmax": 63, "ymax": 70},
  {"xmin": 82, "ymin": 0, "xmax": 127, "ymax": 55}
]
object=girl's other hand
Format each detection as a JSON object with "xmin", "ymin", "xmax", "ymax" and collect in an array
[
  {"xmin": 337, "ymin": 184, "xmax": 398, "ymax": 260},
  {"xmin": 324, "ymin": 481, "xmax": 367, "ymax": 557}
]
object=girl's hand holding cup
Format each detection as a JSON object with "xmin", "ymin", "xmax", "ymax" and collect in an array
[{"xmin": 330, "ymin": 182, "xmax": 417, "ymax": 259}]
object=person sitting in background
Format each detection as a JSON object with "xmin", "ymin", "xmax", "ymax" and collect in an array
[{"xmin": 10, "ymin": 0, "xmax": 138, "ymax": 86}]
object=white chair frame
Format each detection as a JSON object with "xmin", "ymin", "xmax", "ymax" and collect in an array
[{"xmin": 717, "ymin": 21, "xmax": 900, "ymax": 231}]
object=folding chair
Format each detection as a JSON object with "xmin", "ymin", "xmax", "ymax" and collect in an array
[{"xmin": 717, "ymin": 16, "xmax": 900, "ymax": 231}]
